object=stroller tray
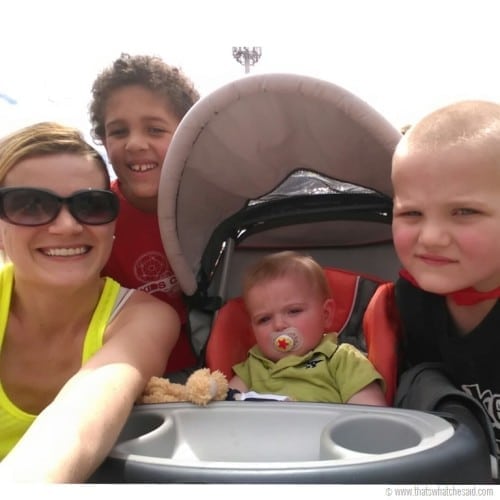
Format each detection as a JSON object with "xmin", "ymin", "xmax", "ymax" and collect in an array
[{"xmin": 95, "ymin": 401, "xmax": 493, "ymax": 483}]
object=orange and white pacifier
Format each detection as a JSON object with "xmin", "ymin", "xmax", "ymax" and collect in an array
[{"xmin": 272, "ymin": 327, "xmax": 301, "ymax": 352}]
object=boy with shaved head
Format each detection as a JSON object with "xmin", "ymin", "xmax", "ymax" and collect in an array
[{"xmin": 392, "ymin": 100, "xmax": 500, "ymax": 455}]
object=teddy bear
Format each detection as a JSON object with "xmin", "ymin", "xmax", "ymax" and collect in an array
[{"xmin": 138, "ymin": 368, "xmax": 229, "ymax": 406}]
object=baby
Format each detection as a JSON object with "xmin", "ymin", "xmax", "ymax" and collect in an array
[{"xmin": 229, "ymin": 251, "xmax": 387, "ymax": 406}]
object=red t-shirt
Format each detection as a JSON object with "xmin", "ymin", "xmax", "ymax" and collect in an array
[{"xmin": 102, "ymin": 180, "xmax": 197, "ymax": 374}]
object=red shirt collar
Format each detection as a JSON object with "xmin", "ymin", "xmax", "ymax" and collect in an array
[{"xmin": 399, "ymin": 269, "xmax": 500, "ymax": 306}]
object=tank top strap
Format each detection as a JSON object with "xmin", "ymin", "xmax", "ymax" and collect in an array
[
  {"xmin": 82, "ymin": 277, "xmax": 121, "ymax": 363},
  {"xmin": 0, "ymin": 263, "xmax": 14, "ymax": 351}
]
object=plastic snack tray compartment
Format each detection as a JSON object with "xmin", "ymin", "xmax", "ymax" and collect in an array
[{"xmin": 94, "ymin": 401, "xmax": 493, "ymax": 484}]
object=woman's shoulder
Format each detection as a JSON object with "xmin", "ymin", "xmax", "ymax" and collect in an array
[
  {"xmin": 120, "ymin": 288, "xmax": 179, "ymax": 318},
  {"xmin": 104, "ymin": 288, "xmax": 180, "ymax": 351}
]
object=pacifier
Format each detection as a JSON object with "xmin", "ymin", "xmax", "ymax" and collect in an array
[{"xmin": 272, "ymin": 327, "xmax": 301, "ymax": 352}]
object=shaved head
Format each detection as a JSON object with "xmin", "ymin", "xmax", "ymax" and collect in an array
[{"xmin": 396, "ymin": 100, "xmax": 500, "ymax": 157}]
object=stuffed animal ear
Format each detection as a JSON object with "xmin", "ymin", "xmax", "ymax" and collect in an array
[{"xmin": 186, "ymin": 368, "xmax": 229, "ymax": 406}]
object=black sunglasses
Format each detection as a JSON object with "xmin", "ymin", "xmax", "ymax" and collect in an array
[{"xmin": 0, "ymin": 187, "xmax": 119, "ymax": 226}]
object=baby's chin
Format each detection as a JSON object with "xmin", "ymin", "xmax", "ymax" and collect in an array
[{"xmin": 267, "ymin": 346, "xmax": 311, "ymax": 363}]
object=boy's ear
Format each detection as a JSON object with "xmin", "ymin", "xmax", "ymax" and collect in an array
[{"xmin": 322, "ymin": 298, "xmax": 335, "ymax": 330}]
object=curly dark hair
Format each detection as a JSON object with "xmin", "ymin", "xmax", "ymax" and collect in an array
[{"xmin": 89, "ymin": 53, "xmax": 200, "ymax": 142}]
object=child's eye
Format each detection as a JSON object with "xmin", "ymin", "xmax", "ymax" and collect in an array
[
  {"xmin": 453, "ymin": 208, "xmax": 479, "ymax": 216},
  {"xmin": 255, "ymin": 316, "xmax": 270, "ymax": 325},
  {"xmin": 107, "ymin": 128, "xmax": 127, "ymax": 137},
  {"xmin": 148, "ymin": 127, "xmax": 167, "ymax": 135},
  {"xmin": 393, "ymin": 209, "xmax": 422, "ymax": 218},
  {"xmin": 289, "ymin": 308, "xmax": 303, "ymax": 315}
]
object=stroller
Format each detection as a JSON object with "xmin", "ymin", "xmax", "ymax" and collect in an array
[{"xmin": 96, "ymin": 73, "xmax": 497, "ymax": 484}]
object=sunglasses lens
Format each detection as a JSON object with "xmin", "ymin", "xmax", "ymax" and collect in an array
[
  {"xmin": 1, "ymin": 189, "xmax": 59, "ymax": 225},
  {"xmin": 0, "ymin": 188, "xmax": 119, "ymax": 226},
  {"xmin": 71, "ymin": 191, "xmax": 119, "ymax": 225}
]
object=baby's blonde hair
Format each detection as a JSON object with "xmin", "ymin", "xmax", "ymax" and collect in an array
[{"xmin": 243, "ymin": 251, "xmax": 331, "ymax": 303}]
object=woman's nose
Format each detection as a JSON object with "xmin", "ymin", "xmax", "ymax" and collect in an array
[{"xmin": 47, "ymin": 206, "xmax": 83, "ymax": 233}]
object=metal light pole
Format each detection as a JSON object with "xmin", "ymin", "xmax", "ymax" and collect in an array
[{"xmin": 232, "ymin": 46, "xmax": 262, "ymax": 74}]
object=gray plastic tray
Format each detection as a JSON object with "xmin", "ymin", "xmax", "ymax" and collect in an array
[{"xmin": 94, "ymin": 401, "xmax": 493, "ymax": 483}]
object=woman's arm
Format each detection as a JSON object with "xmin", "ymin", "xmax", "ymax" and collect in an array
[{"xmin": 0, "ymin": 292, "xmax": 180, "ymax": 483}]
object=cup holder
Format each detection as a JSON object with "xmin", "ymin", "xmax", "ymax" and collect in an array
[
  {"xmin": 320, "ymin": 415, "xmax": 422, "ymax": 459},
  {"xmin": 117, "ymin": 412, "xmax": 166, "ymax": 443}
]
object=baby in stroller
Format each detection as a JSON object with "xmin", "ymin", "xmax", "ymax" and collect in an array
[{"xmin": 229, "ymin": 251, "xmax": 386, "ymax": 406}]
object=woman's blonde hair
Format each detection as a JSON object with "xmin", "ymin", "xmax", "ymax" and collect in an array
[
  {"xmin": 243, "ymin": 251, "xmax": 331, "ymax": 302},
  {"xmin": 0, "ymin": 122, "xmax": 110, "ymax": 187}
]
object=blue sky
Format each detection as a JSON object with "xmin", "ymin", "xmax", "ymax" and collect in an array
[{"xmin": 2, "ymin": 0, "xmax": 500, "ymax": 141}]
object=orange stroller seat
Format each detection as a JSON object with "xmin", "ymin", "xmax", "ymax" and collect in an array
[{"xmin": 205, "ymin": 267, "xmax": 400, "ymax": 405}]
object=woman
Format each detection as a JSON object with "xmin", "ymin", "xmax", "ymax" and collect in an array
[{"xmin": 0, "ymin": 122, "xmax": 179, "ymax": 482}]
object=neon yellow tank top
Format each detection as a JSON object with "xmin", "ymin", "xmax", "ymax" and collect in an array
[{"xmin": 0, "ymin": 263, "xmax": 121, "ymax": 459}]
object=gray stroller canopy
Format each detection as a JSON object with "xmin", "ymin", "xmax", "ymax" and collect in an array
[{"xmin": 158, "ymin": 73, "xmax": 401, "ymax": 296}]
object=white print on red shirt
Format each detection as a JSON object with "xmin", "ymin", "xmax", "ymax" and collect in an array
[{"xmin": 133, "ymin": 251, "xmax": 180, "ymax": 298}]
